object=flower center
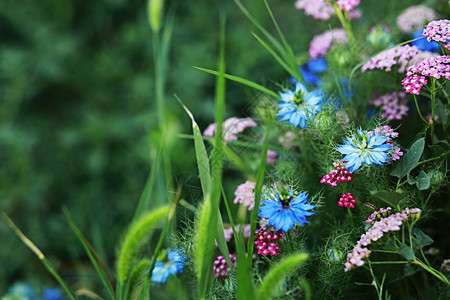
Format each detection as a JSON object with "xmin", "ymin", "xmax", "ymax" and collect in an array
[
  {"xmin": 279, "ymin": 190, "xmax": 291, "ymax": 207},
  {"xmin": 294, "ymin": 90, "xmax": 305, "ymax": 105}
]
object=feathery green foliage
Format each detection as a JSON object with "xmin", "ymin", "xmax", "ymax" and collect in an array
[
  {"xmin": 116, "ymin": 206, "xmax": 170, "ymax": 286},
  {"xmin": 126, "ymin": 258, "xmax": 150, "ymax": 300},
  {"xmin": 256, "ymin": 253, "xmax": 309, "ymax": 300}
]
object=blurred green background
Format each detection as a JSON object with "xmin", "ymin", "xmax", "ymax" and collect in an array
[
  {"xmin": 0, "ymin": 0, "xmax": 440, "ymax": 294},
  {"xmin": 0, "ymin": 0, "xmax": 313, "ymax": 292}
]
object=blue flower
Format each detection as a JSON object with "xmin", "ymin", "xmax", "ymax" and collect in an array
[
  {"xmin": 290, "ymin": 57, "xmax": 327, "ymax": 86},
  {"xmin": 259, "ymin": 189, "xmax": 315, "ymax": 232},
  {"xmin": 277, "ymin": 82, "xmax": 323, "ymax": 128},
  {"xmin": 42, "ymin": 288, "xmax": 63, "ymax": 300},
  {"xmin": 411, "ymin": 28, "xmax": 440, "ymax": 52},
  {"xmin": 336, "ymin": 129, "xmax": 392, "ymax": 172},
  {"xmin": 151, "ymin": 249, "xmax": 185, "ymax": 284}
]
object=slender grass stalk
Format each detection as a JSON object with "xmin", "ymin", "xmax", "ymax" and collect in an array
[
  {"xmin": 1, "ymin": 212, "xmax": 78, "ymax": 300},
  {"xmin": 430, "ymin": 78, "xmax": 436, "ymax": 144},
  {"xmin": 63, "ymin": 208, "xmax": 115, "ymax": 299}
]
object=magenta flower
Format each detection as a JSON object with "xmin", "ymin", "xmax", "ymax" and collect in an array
[
  {"xmin": 338, "ymin": 193, "xmax": 356, "ymax": 208},
  {"xmin": 254, "ymin": 226, "xmax": 284, "ymax": 256},
  {"xmin": 320, "ymin": 160, "xmax": 353, "ymax": 188},
  {"xmin": 213, "ymin": 254, "xmax": 236, "ymax": 278},
  {"xmin": 402, "ymin": 56, "xmax": 450, "ymax": 95}
]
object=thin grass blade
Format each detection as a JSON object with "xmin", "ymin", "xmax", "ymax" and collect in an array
[
  {"xmin": 193, "ymin": 67, "xmax": 279, "ymax": 99},
  {"xmin": 63, "ymin": 208, "xmax": 115, "ymax": 299},
  {"xmin": 1, "ymin": 212, "xmax": 78, "ymax": 300}
]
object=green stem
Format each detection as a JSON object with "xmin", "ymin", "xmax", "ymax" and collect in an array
[
  {"xmin": 413, "ymin": 95, "xmax": 428, "ymax": 125},
  {"xmin": 430, "ymin": 78, "xmax": 436, "ymax": 144},
  {"xmin": 413, "ymin": 258, "xmax": 450, "ymax": 285}
]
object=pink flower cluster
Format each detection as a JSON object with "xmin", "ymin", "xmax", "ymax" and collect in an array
[
  {"xmin": 223, "ymin": 224, "xmax": 252, "ymax": 242},
  {"xmin": 402, "ymin": 56, "xmax": 450, "ymax": 95},
  {"xmin": 423, "ymin": 19, "xmax": 450, "ymax": 50},
  {"xmin": 370, "ymin": 92, "xmax": 409, "ymax": 121},
  {"xmin": 365, "ymin": 207, "xmax": 392, "ymax": 224},
  {"xmin": 254, "ymin": 226, "xmax": 284, "ymax": 256},
  {"xmin": 295, "ymin": 0, "xmax": 334, "ymax": 20},
  {"xmin": 309, "ymin": 29, "xmax": 348, "ymax": 59},
  {"xmin": 338, "ymin": 193, "xmax": 356, "ymax": 208},
  {"xmin": 361, "ymin": 45, "xmax": 419, "ymax": 73},
  {"xmin": 336, "ymin": 0, "xmax": 360, "ymax": 12},
  {"xmin": 213, "ymin": 254, "xmax": 236, "ymax": 278},
  {"xmin": 203, "ymin": 117, "xmax": 257, "ymax": 142},
  {"xmin": 368, "ymin": 125, "xmax": 403, "ymax": 164},
  {"xmin": 345, "ymin": 208, "xmax": 422, "ymax": 271},
  {"xmin": 396, "ymin": 5, "xmax": 438, "ymax": 34},
  {"xmin": 233, "ymin": 180, "xmax": 256, "ymax": 210},
  {"xmin": 320, "ymin": 160, "xmax": 353, "ymax": 187}
]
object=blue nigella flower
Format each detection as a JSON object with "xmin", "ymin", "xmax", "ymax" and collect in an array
[
  {"xmin": 42, "ymin": 288, "xmax": 63, "ymax": 300},
  {"xmin": 336, "ymin": 129, "xmax": 392, "ymax": 172},
  {"xmin": 151, "ymin": 249, "xmax": 185, "ymax": 284},
  {"xmin": 290, "ymin": 57, "xmax": 328, "ymax": 86},
  {"xmin": 259, "ymin": 189, "xmax": 315, "ymax": 232},
  {"xmin": 277, "ymin": 82, "xmax": 323, "ymax": 128},
  {"xmin": 411, "ymin": 28, "xmax": 440, "ymax": 52}
]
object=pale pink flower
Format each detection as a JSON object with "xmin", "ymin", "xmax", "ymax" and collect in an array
[
  {"xmin": 295, "ymin": 0, "xmax": 334, "ymax": 20},
  {"xmin": 309, "ymin": 29, "xmax": 348, "ymax": 59},
  {"xmin": 361, "ymin": 45, "xmax": 418, "ymax": 73},
  {"xmin": 336, "ymin": 0, "xmax": 360, "ymax": 12},
  {"xmin": 370, "ymin": 92, "xmax": 409, "ymax": 121},
  {"xmin": 234, "ymin": 180, "xmax": 256, "ymax": 210},
  {"xmin": 203, "ymin": 117, "xmax": 257, "ymax": 141},
  {"xmin": 396, "ymin": 5, "xmax": 438, "ymax": 34}
]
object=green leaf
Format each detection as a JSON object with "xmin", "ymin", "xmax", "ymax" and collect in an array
[
  {"xmin": 383, "ymin": 238, "xmax": 399, "ymax": 251},
  {"xmin": 412, "ymin": 228, "xmax": 434, "ymax": 250},
  {"xmin": 398, "ymin": 245, "xmax": 414, "ymax": 261},
  {"xmin": 193, "ymin": 66, "xmax": 279, "ymax": 99},
  {"xmin": 416, "ymin": 171, "xmax": 430, "ymax": 190},
  {"xmin": 256, "ymin": 253, "xmax": 309, "ymax": 300},
  {"xmin": 435, "ymin": 99, "xmax": 448, "ymax": 125},
  {"xmin": 407, "ymin": 173, "xmax": 416, "ymax": 185},
  {"xmin": 390, "ymin": 138, "xmax": 425, "ymax": 179},
  {"xmin": 371, "ymin": 190, "xmax": 404, "ymax": 207}
]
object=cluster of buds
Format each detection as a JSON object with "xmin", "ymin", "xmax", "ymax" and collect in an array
[
  {"xmin": 338, "ymin": 193, "xmax": 357, "ymax": 208},
  {"xmin": 345, "ymin": 208, "xmax": 422, "ymax": 271},
  {"xmin": 365, "ymin": 207, "xmax": 392, "ymax": 224},
  {"xmin": 213, "ymin": 254, "xmax": 237, "ymax": 278},
  {"xmin": 320, "ymin": 160, "xmax": 353, "ymax": 187},
  {"xmin": 254, "ymin": 226, "xmax": 284, "ymax": 256}
]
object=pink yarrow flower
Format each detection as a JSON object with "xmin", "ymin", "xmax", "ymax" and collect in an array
[
  {"xmin": 320, "ymin": 160, "xmax": 353, "ymax": 187},
  {"xmin": 295, "ymin": 0, "xmax": 334, "ymax": 20},
  {"xmin": 337, "ymin": 0, "xmax": 360, "ymax": 12},
  {"xmin": 213, "ymin": 254, "xmax": 236, "ymax": 278},
  {"xmin": 396, "ymin": 5, "xmax": 438, "ymax": 34},
  {"xmin": 361, "ymin": 45, "xmax": 419, "ymax": 73},
  {"xmin": 402, "ymin": 56, "xmax": 450, "ymax": 95},
  {"xmin": 338, "ymin": 193, "xmax": 356, "ymax": 208},
  {"xmin": 309, "ymin": 29, "xmax": 348, "ymax": 59},
  {"xmin": 370, "ymin": 92, "xmax": 409, "ymax": 121},
  {"xmin": 423, "ymin": 19, "xmax": 450, "ymax": 49},
  {"xmin": 203, "ymin": 117, "xmax": 257, "ymax": 141},
  {"xmin": 223, "ymin": 224, "xmax": 252, "ymax": 242},
  {"xmin": 365, "ymin": 207, "xmax": 392, "ymax": 224},
  {"xmin": 233, "ymin": 180, "xmax": 256, "ymax": 210},
  {"xmin": 345, "ymin": 208, "xmax": 422, "ymax": 271},
  {"xmin": 254, "ymin": 226, "xmax": 284, "ymax": 256}
]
